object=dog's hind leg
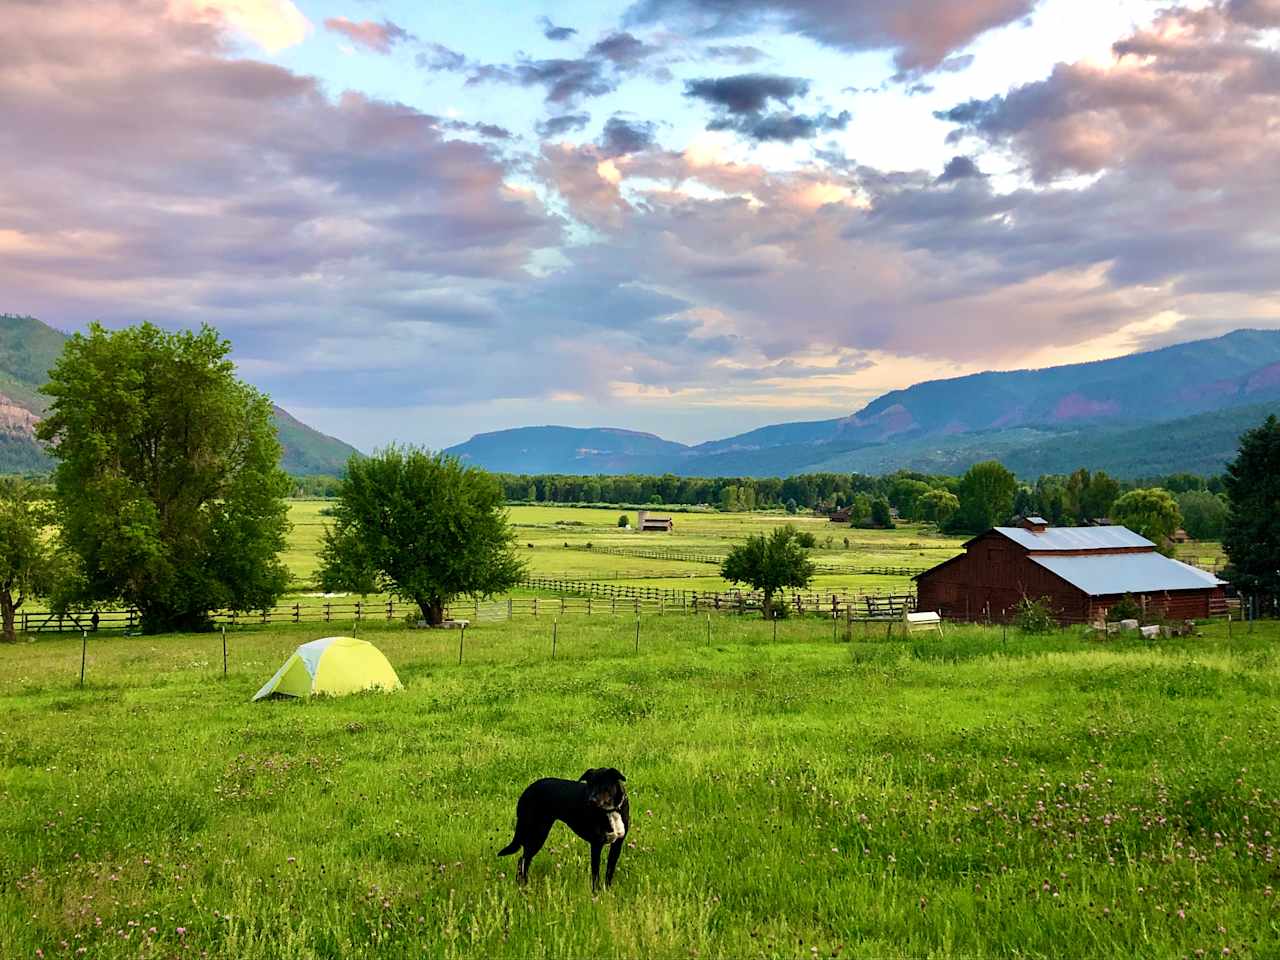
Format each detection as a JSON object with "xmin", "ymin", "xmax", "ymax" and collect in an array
[
  {"xmin": 516, "ymin": 819, "xmax": 553, "ymax": 884},
  {"xmin": 604, "ymin": 839, "xmax": 623, "ymax": 887}
]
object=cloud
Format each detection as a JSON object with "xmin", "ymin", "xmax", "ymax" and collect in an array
[
  {"xmin": 176, "ymin": 0, "xmax": 311, "ymax": 52},
  {"xmin": 684, "ymin": 73, "xmax": 808, "ymax": 113},
  {"xmin": 937, "ymin": 3, "xmax": 1280, "ymax": 186},
  {"xmin": 421, "ymin": 32, "xmax": 663, "ymax": 106},
  {"xmin": 626, "ymin": 0, "xmax": 1039, "ymax": 73},
  {"xmin": 599, "ymin": 116, "xmax": 658, "ymax": 156},
  {"xmin": 708, "ymin": 109, "xmax": 850, "ymax": 142},
  {"xmin": 537, "ymin": 113, "xmax": 593, "ymax": 137},
  {"xmin": 0, "ymin": 0, "xmax": 560, "ymax": 412},
  {"xmin": 538, "ymin": 15, "xmax": 578, "ymax": 41},
  {"xmin": 684, "ymin": 74, "xmax": 846, "ymax": 142},
  {"xmin": 704, "ymin": 44, "xmax": 767, "ymax": 65},
  {"xmin": 323, "ymin": 17, "xmax": 412, "ymax": 54},
  {"xmin": 937, "ymin": 155, "xmax": 982, "ymax": 182}
]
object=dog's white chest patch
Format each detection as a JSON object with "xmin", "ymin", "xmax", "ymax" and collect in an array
[{"xmin": 604, "ymin": 811, "xmax": 626, "ymax": 842}]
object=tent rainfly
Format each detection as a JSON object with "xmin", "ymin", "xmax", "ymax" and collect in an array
[{"xmin": 253, "ymin": 636, "xmax": 402, "ymax": 701}]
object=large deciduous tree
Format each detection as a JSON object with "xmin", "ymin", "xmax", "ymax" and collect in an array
[
  {"xmin": 1110, "ymin": 488, "xmax": 1181, "ymax": 554},
  {"xmin": 36, "ymin": 323, "xmax": 291, "ymax": 633},
  {"xmin": 317, "ymin": 447, "xmax": 527, "ymax": 625},
  {"xmin": 952, "ymin": 461, "xmax": 1018, "ymax": 533},
  {"xmin": 720, "ymin": 524, "xmax": 816, "ymax": 620},
  {"xmin": 1223, "ymin": 415, "xmax": 1280, "ymax": 611},
  {"xmin": 0, "ymin": 480, "xmax": 63, "ymax": 642}
]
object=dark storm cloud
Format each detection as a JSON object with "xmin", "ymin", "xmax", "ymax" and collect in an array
[{"xmin": 626, "ymin": 0, "xmax": 1039, "ymax": 73}]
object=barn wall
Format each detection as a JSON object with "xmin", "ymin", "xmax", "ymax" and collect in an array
[
  {"xmin": 915, "ymin": 532, "xmax": 1224, "ymax": 625},
  {"xmin": 915, "ymin": 533, "xmax": 1089, "ymax": 623},
  {"xmin": 1088, "ymin": 588, "xmax": 1225, "ymax": 622}
]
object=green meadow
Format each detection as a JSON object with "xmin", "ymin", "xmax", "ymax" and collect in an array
[
  {"xmin": 283, "ymin": 501, "xmax": 963, "ymax": 599},
  {"xmin": 3, "ymin": 615, "xmax": 1280, "ymax": 958}
]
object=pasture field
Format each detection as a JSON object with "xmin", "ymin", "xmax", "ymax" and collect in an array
[
  {"xmin": 3, "ymin": 616, "xmax": 1280, "ymax": 958},
  {"xmin": 283, "ymin": 501, "xmax": 964, "ymax": 599}
]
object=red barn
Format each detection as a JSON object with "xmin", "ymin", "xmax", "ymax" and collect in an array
[{"xmin": 914, "ymin": 517, "xmax": 1227, "ymax": 624}]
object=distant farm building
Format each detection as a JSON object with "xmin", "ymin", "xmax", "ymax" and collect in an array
[
  {"xmin": 914, "ymin": 516, "xmax": 1226, "ymax": 624},
  {"xmin": 828, "ymin": 507, "xmax": 851, "ymax": 524},
  {"xmin": 636, "ymin": 510, "xmax": 674, "ymax": 532},
  {"xmin": 1171, "ymin": 528, "xmax": 1192, "ymax": 544}
]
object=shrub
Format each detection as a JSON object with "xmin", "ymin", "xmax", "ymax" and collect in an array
[
  {"xmin": 1108, "ymin": 593, "xmax": 1142, "ymax": 622},
  {"xmin": 618, "ymin": 514, "xmax": 629, "ymax": 528},
  {"xmin": 795, "ymin": 530, "xmax": 817, "ymax": 549},
  {"xmin": 1012, "ymin": 596, "xmax": 1056, "ymax": 634}
]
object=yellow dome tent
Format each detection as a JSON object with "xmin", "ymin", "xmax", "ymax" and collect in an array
[{"xmin": 252, "ymin": 636, "xmax": 402, "ymax": 701}]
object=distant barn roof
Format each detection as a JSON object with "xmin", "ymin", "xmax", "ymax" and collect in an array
[
  {"xmin": 986, "ymin": 525, "xmax": 1154, "ymax": 552},
  {"xmin": 1030, "ymin": 553, "xmax": 1224, "ymax": 596}
]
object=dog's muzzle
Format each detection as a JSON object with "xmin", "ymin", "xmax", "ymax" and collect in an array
[{"xmin": 603, "ymin": 811, "xmax": 626, "ymax": 842}]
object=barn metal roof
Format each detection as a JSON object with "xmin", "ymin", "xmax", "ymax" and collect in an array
[
  {"xmin": 1030, "ymin": 552, "xmax": 1225, "ymax": 596},
  {"xmin": 991, "ymin": 525, "xmax": 1154, "ymax": 551}
]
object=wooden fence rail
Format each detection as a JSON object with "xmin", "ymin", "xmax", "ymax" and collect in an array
[
  {"xmin": 557, "ymin": 544, "xmax": 929, "ymax": 577},
  {"xmin": 18, "ymin": 584, "xmax": 921, "ymax": 634}
]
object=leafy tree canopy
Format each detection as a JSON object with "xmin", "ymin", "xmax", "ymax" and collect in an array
[
  {"xmin": 0, "ymin": 479, "xmax": 64, "ymax": 642},
  {"xmin": 1222, "ymin": 414, "xmax": 1280, "ymax": 607},
  {"xmin": 36, "ymin": 323, "xmax": 291, "ymax": 633},
  {"xmin": 1110, "ymin": 487, "xmax": 1181, "ymax": 554},
  {"xmin": 720, "ymin": 524, "xmax": 816, "ymax": 620},
  {"xmin": 1177, "ymin": 490, "xmax": 1228, "ymax": 541},
  {"xmin": 317, "ymin": 447, "xmax": 527, "ymax": 625},
  {"xmin": 918, "ymin": 488, "xmax": 959, "ymax": 526},
  {"xmin": 952, "ymin": 461, "xmax": 1018, "ymax": 533}
]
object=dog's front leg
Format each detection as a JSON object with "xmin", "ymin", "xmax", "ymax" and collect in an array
[
  {"xmin": 604, "ymin": 839, "xmax": 623, "ymax": 887},
  {"xmin": 590, "ymin": 842, "xmax": 604, "ymax": 892}
]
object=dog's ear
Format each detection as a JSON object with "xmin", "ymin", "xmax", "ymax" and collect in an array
[
  {"xmin": 578, "ymin": 768, "xmax": 597, "ymax": 782},
  {"xmin": 606, "ymin": 768, "xmax": 626, "ymax": 782}
]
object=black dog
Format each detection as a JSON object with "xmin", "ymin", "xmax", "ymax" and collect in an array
[{"xmin": 497, "ymin": 768, "xmax": 630, "ymax": 890}]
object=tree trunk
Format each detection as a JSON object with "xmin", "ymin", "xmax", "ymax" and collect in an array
[
  {"xmin": 140, "ymin": 605, "xmax": 213, "ymax": 634},
  {"xmin": 0, "ymin": 590, "xmax": 16, "ymax": 643},
  {"xmin": 418, "ymin": 597, "xmax": 446, "ymax": 627},
  {"xmin": 762, "ymin": 587, "xmax": 774, "ymax": 621}
]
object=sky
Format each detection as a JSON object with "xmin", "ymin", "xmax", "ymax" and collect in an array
[{"xmin": 3, "ymin": 0, "xmax": 1280, "ymax": 451}]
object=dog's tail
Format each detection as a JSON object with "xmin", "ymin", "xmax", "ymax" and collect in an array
[{"xmin": 497, "ymin": 835, "xmax": 520, "ymax": 857}]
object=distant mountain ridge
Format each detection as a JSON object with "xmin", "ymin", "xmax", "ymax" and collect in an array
[
  {"xmin": 0, "ymin": 314, "xmax": 359, "ymax": 475},
  {"xmin": 446, "ymin": 328, "xmax": 1280, "ymax": 478}
]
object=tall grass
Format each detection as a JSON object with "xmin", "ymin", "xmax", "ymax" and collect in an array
[{"xmin": 2, "ymin": 617, "xmax": 1278, "ymax": 958}]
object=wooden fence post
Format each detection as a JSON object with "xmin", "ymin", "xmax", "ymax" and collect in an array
[
  {"xmin": 324, "ymin": 602, "xmax": 331, "ymax": 623},
  {"xmin": 293, "ymin": 603, "xmax": 301, "ymax": 623}
]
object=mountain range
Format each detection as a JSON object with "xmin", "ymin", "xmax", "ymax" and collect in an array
[
  {"xmin": 446, "ymin": 329, "xmax": 1280, "ymax": 479},
  {"xmin": 0, "ymin": 314, "xmax": 359, "ymax": 475}
]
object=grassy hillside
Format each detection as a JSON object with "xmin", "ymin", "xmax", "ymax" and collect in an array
[{"xmin": 2, "ymin": 618, "xmax": 1277, "ymax": 957}]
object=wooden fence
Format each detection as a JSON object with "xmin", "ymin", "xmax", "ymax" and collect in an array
[
  {"xmin": 17, "ymin": 584, "xmax": 920, "ymax": 634},
  {"xmin": 557, "ymin": 543, "xmax": 929, "ymax": 577}
]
